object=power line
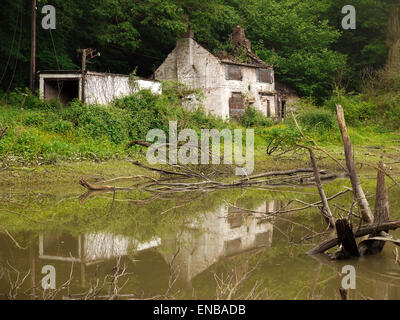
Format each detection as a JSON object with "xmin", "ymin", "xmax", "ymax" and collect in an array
[
  {"xmin": 0, "ymin": 7, "xmax": 20, "ymax": 84},
  {"xmin": 49, "ymin": 29, "xmax": 60, "ymax": 70},
  {"xmin": 6, "ymin": 5, "xmax": 23, "ymax": 94}
]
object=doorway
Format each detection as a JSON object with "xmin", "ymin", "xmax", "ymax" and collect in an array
[{"xmin": 44, "ymin": 78, "xmax": 79, "ymax": 106}]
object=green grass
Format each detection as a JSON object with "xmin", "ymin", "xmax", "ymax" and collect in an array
[{"xmin": 0, "ymin": 86, "xmax": 399, "ymax": 167}]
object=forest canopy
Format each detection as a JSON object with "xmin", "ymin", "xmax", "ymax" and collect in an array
[{"xmin": 0, "ymin": 0, "xmax": 395, "ymax": 101}]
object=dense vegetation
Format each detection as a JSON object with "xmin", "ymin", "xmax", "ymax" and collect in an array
[
  {"xmin": 0, "ymin": 84, "xmax": 227, "ymax": 163},
  {"xmin": 1, "ymin": 80, "xmax": 398, "ymax": 165}
]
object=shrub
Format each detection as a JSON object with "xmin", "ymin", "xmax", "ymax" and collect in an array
[
  {"xmin": 64, "ymin": 100, "xmax": 131, "ymax": 144},
  {"xmin": 6, "ymin": 88, "xmax": 63, "ymax": 110},
  {"xmin": 44, "ymin": 119, "xmax": 74, "ymax": 134},
  {"xmin": 239, "ymin": 107, "xmax": 274, "ymax": 127},
  {"xmin": 298, "ymin": 108, "xmax": 335, "ymax": 130},
  {"xmin": 323, "ymin": 93, "xmax": 377, "ymax": 126},
  {"xmin": 264, "ymin": 125, "xmax": 301, "ymax": 155}
]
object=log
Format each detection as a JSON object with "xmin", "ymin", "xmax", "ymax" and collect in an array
[
  {"xmin": 335, "ymin": 219, "xmax": 359, "ymax": 257},
  {"xmin": 128, "ymin": 139, "xmax": 152, "ymax": 147},
  {"xmin": 374, "ymin": 161, "xmax": 389, "ymax": 226},
  {"xmin": 307, "ymin": 220, "xmax": 400, "ymax": 254},
  {"xmin": 336, "ymin": 104, "xmax": 374, "ymax": 223},
  {"xmin": 242, "ymin": 168, "xmax": 327, "ymax": 181},
  {"xmin": 358, "ymin": 161, "xmax": 390, "ymax": 256},
  {"xmin": 339, "ymin": 288, "xmax": 348, "ymax": 300},
  {"xmin": 306, "ymin": 146, "xmax": 335, "ymax": 228}
]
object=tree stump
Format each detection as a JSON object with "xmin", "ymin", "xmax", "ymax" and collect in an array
[{"xmin": 332, "ymin": 219, "xmax": 359, "ymax": 259}]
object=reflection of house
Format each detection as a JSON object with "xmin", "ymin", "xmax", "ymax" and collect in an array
[
  {"xmin": 155, "ymin": 26, "xmax": 279, "ymax": 120},
  {"xmin": 165, "ymin": 200, "xmax": 281, "ymax": 282},
  {"xmin": 34, "ymin": 200, "xmax": 281, "ymax": 287},
  {"xmin": 39, "ymin": 232, "xmax": 160, "ymax": 265}
]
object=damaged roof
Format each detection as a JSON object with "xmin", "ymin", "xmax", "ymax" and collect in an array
[{"xmin": 214, "ymin": 25, "xmax": 271, "ymax": 69}]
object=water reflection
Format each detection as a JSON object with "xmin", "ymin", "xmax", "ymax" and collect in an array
[
  {"xmin": 36, "ymin": 200, "xmax": 281, "ymax": 284},
  {"xmin": 0, "ymin": 200, "xmax": 282, "ymax": 298},
  {"xmin": 164, "ymin": 201, "xmax": 279, "ymax": 283},
  {"xmin": 2, "ymin": 195, "xmax": 400, "ymax": 300},
  {"xmin": 39, "ymin": 233, "xmax": 160, "ymax": 264}
]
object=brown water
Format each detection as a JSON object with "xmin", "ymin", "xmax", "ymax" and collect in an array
[{"xmin": 1, "ymin": 178, "xmax": 400, "ymax": 300}]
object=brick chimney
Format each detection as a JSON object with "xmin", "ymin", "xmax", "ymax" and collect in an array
[
  {"xmin": 232, "ymin": 25, "xmax": 251, "ymax": 51},
  {"xmin": 182, "ymin": 14, "xmax": 194, "ymax": 39}
]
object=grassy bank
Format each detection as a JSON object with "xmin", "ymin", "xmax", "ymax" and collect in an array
[{"xmin": 0, "ymin": 84, "xmax": 399, "ymax": 171}]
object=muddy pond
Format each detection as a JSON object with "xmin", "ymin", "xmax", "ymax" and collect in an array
[{"xmin": 1, "ymin": 174, "xmax": 400, "ymax": 300}]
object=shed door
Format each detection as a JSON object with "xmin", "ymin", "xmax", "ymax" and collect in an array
[{"xmin": 229, "ymin": 92, "xmax": 245, "ymax": 117}]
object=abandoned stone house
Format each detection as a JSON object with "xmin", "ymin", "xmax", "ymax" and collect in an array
[
  {"xmin": 39, "ymin": 26, "xmax": 296, "ymax": 120},
  {"xmin": 154, "ymin": 25, "xmax": 295, "ymax": 120}
]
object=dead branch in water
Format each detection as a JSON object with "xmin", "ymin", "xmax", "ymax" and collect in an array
[
  {"xmin": 298, "ymin": 145, "xmax": 335, "ymax": 228},
  {"xmin": 79, "ymin": 164, "xmax": 343, "ymax": 194},
  {"xmin": 239, "ymin": 168, "xmax": 327, "ymax": 181},
  {"xmin": 332, "ymin": 219, "xmax": 360, "ymax": 259},
  {"xmin": 336, "ymin": 104, "xmax": 373, "ymax": 223},
  {"xmin": 307, "ymin": 220, "xmax": 400, "ymax": 255},
  {"xmin": 78, "ymin": 178, "xmax": 134, "ymax": 191},
  {"xmin": 130, "ymin": 160, "xmax": 195, "ymax": 178}
]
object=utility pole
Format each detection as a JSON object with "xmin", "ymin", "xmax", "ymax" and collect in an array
[
  {"xmin": 30, "ymin": 0, "xmax": 37, "ymax": 93},
  {"xmin": 77, "ymin": 48, "xmax": 88, "ymax": 103}
]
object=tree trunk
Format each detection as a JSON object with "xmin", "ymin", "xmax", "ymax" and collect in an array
[
  {"xmin": 386, "ymin": 2, "xmax": 400, "ymax": 71},
  {"xmin": 306, "ymin": 147, "xmax": 335, "ymax": 228},
  {"xmin": 336, "ymin": 104, "xmax": 374, "ymax": 223},
  {"xmin": 335, "ymin": 219, "xmax": 359, "ymax": 257},
  {"xmin": 358, "ymin": 161, "xmax": 390, "ymax": 255},
  {"xmin": 307, "ymin": 220, "xmax": 400, "ymax": 255}
]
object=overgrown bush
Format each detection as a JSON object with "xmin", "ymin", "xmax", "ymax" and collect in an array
[
  {"xmin": 239, "ymin": 107, "xmax": 274, "ymax": 127},
  {"xmin": 298, "ymin": 108, "xmax": 335, "ymax": 130},
  {"xmin": 0, "ymin": 85, "xmax": 228, "ymax": 162},
  {"xmin": 64, "ymin": 100, "xmax": 132, "ymax": 144},
  {"xmin": 4, "ymin": 88, "xmax": 64, "ymax": 110},
  {"xmin": 323, "ymin": 92, "xmax": 377, "ymax": 126},
  {"xmin": 263, "ymin": 125, "xmax": 301, "ymax": 155}
]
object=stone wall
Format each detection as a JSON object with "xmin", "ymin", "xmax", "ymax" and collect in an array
[
  {"xmin": 85, "ymin": 72, "xmax": 161, "ymax": 105},
  {"xmin": 155, "ymin": 37, "xmax": 276, "ymax": 119}
]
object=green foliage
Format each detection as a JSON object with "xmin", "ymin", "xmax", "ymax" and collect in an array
[
  {"xmin": 1, "ymin": 0, "xmax": 395, "ymax": 103},
  {"xmin": 64, "ymin": 101, "xmax": 131, "ymax": 144},
  {"xmin": 298, "ymin": 109, "xmax": 336, "ymax": 130},
  {"xmin": 263, "ymin": 125, "xmax": 301, "ymax": 155},
  {"xmin": 324, "ymin": 92, "xmax": 378, "ymax": 126},
  {"xmin": 0, "ymin": 87, "xmax": 225, "ymax": 163},
  {"xmin": 239, "ymin": 107, "xmax": 274, "ymax": 128}
]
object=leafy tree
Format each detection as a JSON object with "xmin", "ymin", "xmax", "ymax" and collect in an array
[{"xmin": 0, "ymin": 0, "xmax": 394, "ymax": 102}]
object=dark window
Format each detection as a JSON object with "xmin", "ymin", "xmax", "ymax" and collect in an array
[
  {"xmin": 229, "ymin": 92, "xmax": 245, "ymax": 117},
  {"xmin": 227, "ymin": 207, "xmax": 244, "ymax": 229},
  {"xmin": 226, "ymin": 65, "xmax": 242, "ymax": 80},
  {"xmin": 257, "ymin": 68, "xmax": 273, "ymax": 84},
  {"xmin": 255, "ymin": 231, "xmax": 272, "ymax": 247},
  {"xmin": 224, "ymin": 238, "xmax": 242, "ymax": 256},
  {"xmin": 42, "ymin": 232, "xmax": 79, "ymax": 258}
]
